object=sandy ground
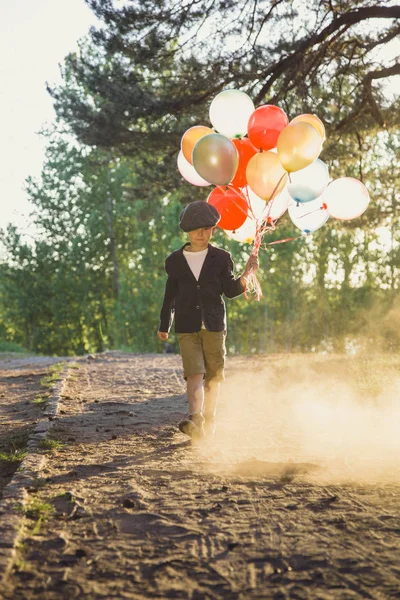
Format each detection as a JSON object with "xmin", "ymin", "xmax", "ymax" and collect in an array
[{"xmin": 1, "ymin": 351, "xmax": 400, "ymax": 599}]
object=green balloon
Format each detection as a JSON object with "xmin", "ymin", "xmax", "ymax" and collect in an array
[{"xmin": 192, "ymin": 133, "xmax": 239, "ymax": 186}]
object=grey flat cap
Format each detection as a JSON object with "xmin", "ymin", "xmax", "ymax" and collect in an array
[{"xmin": 179, "ymin": 201, "xmax": 221, "ymax": 232}]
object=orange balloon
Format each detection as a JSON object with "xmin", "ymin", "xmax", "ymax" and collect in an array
[
  {"xmin": 246, "ymin": 151, "xmax": 287, "ymax": 201},
  {"xmin": 181, "ymin": 125, "xmax": 214, "ymax": 164},
  {"xmin": 290, "ymin": 114, "xmax": 325, "ymax": 141},
  {"xmin": 231, "ymin": 138, "xmax": 257, "ymax": 188},
  {"xmin": 277, "ymin": 122, "xmax": 322, "ymax": 172}
]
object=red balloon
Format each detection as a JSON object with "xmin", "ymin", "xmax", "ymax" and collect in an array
[
  {"xmin": 207, "ymin": 186, "xmax": 249, "ymax": 231},
  {"xmin": 230, "ymin": 138, "xmax": 258, "ymax": 188},
  {"xmin": 247, "ymin": 105, "xmax": 289, "ymax": 151}
]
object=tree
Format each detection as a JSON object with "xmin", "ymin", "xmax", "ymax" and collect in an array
[
  {"xmin": 0, "ymin": 130, "xmax": 191, "ymax": 355},
  {"xmin": 48, "ymin": 0, "xmax": 400, "ymax": 157}
]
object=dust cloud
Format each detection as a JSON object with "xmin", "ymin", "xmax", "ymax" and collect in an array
[{"xmin": 199, "ymin": 355, "xmax": 400, "ymax": 483}]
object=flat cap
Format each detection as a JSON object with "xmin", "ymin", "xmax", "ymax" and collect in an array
[{"xmin": 179, "ymin": 201, "xmax": 221, "ymax": 232}]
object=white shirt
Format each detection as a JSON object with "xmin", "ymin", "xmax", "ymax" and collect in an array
[
  {"xmin": 183, "ymin": 247, "xmax": 208, "ymax": 281},
  {"xmin": 183, "ymin": 247, "xmax": 208, "ymax": 329}
]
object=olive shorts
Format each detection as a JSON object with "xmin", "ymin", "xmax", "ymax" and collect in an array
[{"xmin": 177, "ymin": 330, "xmax": 226, "ymax": 383}]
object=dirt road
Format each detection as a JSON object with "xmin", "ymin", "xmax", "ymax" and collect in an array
[{"xmin": 1, "ymin": 352, "xmax": 400, "ymax": 599}]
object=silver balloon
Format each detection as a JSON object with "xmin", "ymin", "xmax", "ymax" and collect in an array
[{"xmin": 192, "ymin": 134, "xmax": 239, "ymax": 186}]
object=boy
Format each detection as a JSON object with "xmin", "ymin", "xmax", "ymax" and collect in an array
[{"xmin": 157, "ymin": 201, "xmax": 258, "ymax": 439}]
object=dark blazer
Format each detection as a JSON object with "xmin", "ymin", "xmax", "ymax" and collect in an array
[{"xmin": 159, "ymin": 243, "xmax": 245, "ymax": 333}]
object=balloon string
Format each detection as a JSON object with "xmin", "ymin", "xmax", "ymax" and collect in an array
[
  {"xmin": 227, "ymin": 185, "xmax": 268, "ymax": 224},
  {"xmin": 244, "ymin": 272, "xmax": 262, "ymax": 301},
  {"xmin": 295, "ymin": 204, "xmax": 325, "ymax": 220},
  {"xmin": 216, "ymin": 186, "xmax": 249, "ymax": 218},
  {"xmin": 243, "ymin": 211, "xmax": 302, "ymax": 302},
  {"xmin": 244, "ymin": 232, "xmax": 304, "ymax": 300},
  {"xmin": 264, "ymin": 171, "xmax": 288, "ymax": 221},
  {"xmin": 243, "ymin": 219, "xmax": 265, "ymax": 301},
  {"xmin": 241, "ymin": 186, "xmax": 258, "ymax": 221},
  {"xmin": 240, "ymin": 170, "xmax": 293, "ymax": 302},
  {"xmin": 265, "ymin": 235, "xmax": 302, "ymax": 245}
]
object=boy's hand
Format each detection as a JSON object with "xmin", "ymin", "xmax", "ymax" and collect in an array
[
  {"xmin": 245, "ymin": 254, "xmax": 259, "ymax": 274},
  {"xmin": 240, "ymin": 254, "xmax": 259, "ymax": 287},
  {"xmin": 243, "ymin": 254, "xmax": 259, "ymax": 277},
  {"xmin": 157, "ymin": 331, "xmax": 169, "ymax": 341}
]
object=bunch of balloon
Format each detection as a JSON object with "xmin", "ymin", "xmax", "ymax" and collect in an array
[
  {"xmin": 177, "ymin": 89, "xmax": 370, "ymax": 300},
  {"xmin": 177, "ymin": 90, "xmax": 257, "ymax": 234}
]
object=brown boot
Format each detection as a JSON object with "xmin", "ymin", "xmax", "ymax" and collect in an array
[{"xmin": 178, "ymin": 412, "xmax": 205, "ymax": 439}]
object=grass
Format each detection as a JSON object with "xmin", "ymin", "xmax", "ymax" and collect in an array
[
  {"xmin": 69, "ymin": 362, "xmax": 81, "ymax": 369},
  {"xmin": 0, "ymin": 432, "xmax": 30, "ymax": 464},
  {"xmin": 55, "ymin": 490, "xmax": 76, "ymax": 503},
  {"xmin": 22, "ymin": 497, "xmax": 54, "ymax": 536},
  {"xmin": 13, "ymin": 556, "xmax": 28, "ymax": 572},
  {"xmin": 38, "ymin": 438, "xmax": 64, "ymax": 452},
  {"xmin": 24, "ymin": 497, "xmax": 54, "ymax": 520},
  {"xmin": 30, "ymin": 394, "xmax": 49, "ymax": 405},
  {"xmin": 0, "ymin": 447, "xmax": 27, "ymax": 463},
  {"xmin": 29, "ymin": 476, "xmax": 48, "ymax": 491},
  {"xmin": 40, "ymin": 362, "xmax": 65, "ymax": 388}
]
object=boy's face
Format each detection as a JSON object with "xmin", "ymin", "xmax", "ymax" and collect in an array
[{"xmin": 188, "ymin": 227, "xmax": 214, "ymax": 247}]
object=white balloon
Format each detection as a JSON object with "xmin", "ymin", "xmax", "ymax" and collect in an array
[
  {"xmin": 288, "ymin": 196, "xmax": 329, "ymax": 233},
  {"xmin": 177, "ymin": 151, "xmax": 211, "ymax": 187},
  {"xmin": 242, "ymin": 185, "xmax": 289, "ymax": 222},
  {"xmin": 322, "ymin": 177, "xmax": 370, "ymax": 220},
  {"xmin": 209, "ymin": 90, "xmax": 255, "ymax": 138},
  {"xmin": 241, "ymin": 186, "xmax": 267, "ymax": 219},
  {"xmin": 266, "ymin": 186, "xmax": 290, "ymax": 220},
  {"xmin": 225, "ymin": 216, "xmax": 257, "ymax": 243},
  {"xmin": 288, "ymin": 159, "xmax": 329, "ymax": 203}
]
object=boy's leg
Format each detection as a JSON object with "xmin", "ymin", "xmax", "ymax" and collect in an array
[
  {"xmin": 201, "ymin": 330, "xmax": 226, "ymax": 433},
  {"xmin": 203, "ymin": 379, "xmax": 220, "ymax": 419},
  {"xmin": 177, "ymin": 333, "xmax": 206, "ymax": 437},
  {"xmin": 178, "ymin": 373, "xmax": 205, "ymax": 437},
  {"xmin": 187, "ymin": 373, "xmax": 205, "ymax": 414}
]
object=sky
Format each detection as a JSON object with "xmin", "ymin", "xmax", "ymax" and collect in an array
[{"xmin": 0, "ymin": 0, "xmax": 98, "ymax": 235}]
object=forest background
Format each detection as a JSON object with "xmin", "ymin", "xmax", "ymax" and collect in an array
[{"xmin": 0, "ymin": 0, "xmax": 399, "ymax": 357}]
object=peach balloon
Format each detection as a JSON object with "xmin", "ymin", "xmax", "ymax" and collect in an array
[
  {"xmin": 290, "ymin": 114, "xmax": 326, "ymax": 141},
  {"xmin": 277, "ymin": 122, "xmax": 323, "ymax": 172},
  {"xmin": 181, "ymin": 125, "xmax": 214, "ymax": 164},
  {"xmin": 246, "ymin": 151, "xmax": 287, "ymax": 201}
]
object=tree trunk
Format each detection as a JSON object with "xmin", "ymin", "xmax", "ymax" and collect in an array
[{"xmin": 104, "ymin": 167, "xmax": 120, "ymax": 299}]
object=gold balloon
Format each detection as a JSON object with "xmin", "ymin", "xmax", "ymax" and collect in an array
[
  {"xmin": 290, "ymin": 113, "xmax": 326, "ymax": 141},
  {"xmin": 246, "ymin": 151, "xmax": 287, "ymax": 201},
  {"xmin": 277, "ymin": 122, "xmax": 323, "ymax": 173},
  {"xmin": 181, "ymin": 125, "xmax": 214, "ymax": 164}
]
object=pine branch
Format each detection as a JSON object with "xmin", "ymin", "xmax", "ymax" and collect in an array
[
  {"xmin": 336, "ymin": 63, "xmax": 400, "ymax": 130},
  {"xmin": 254, "ymin": 5, "xmax": 400, "ymax": 103}
]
